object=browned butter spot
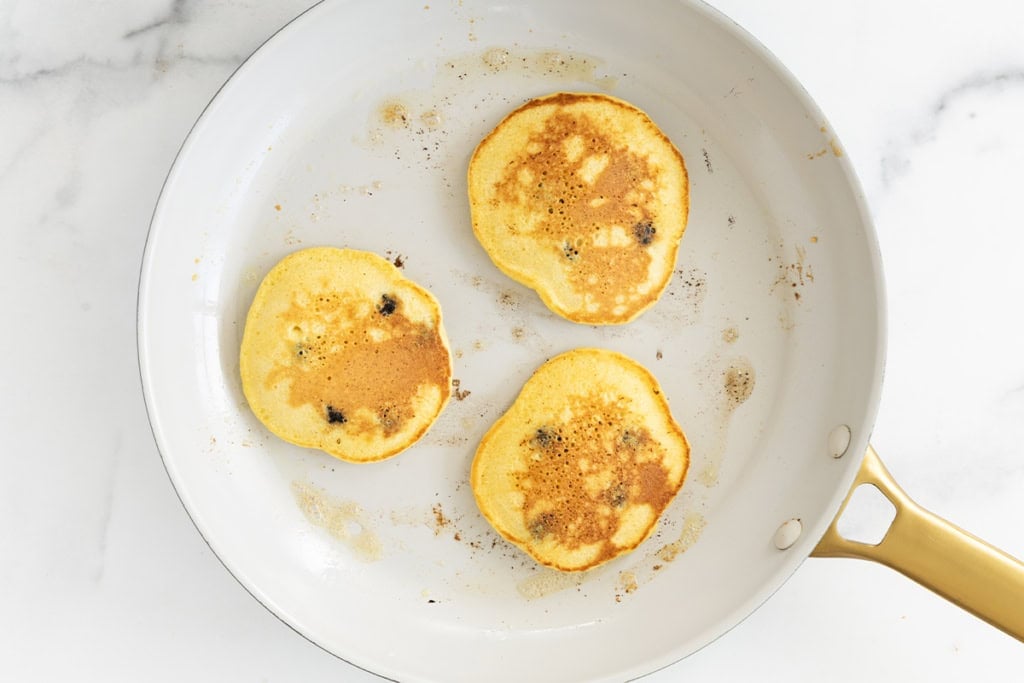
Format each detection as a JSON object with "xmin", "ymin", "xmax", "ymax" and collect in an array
[
  {"xmin": 432, "ymin": 503, "xmax": 449, "ymax": 534},
  {"xmin": 656, "ymin": 512, "xmax": 706, "ymax": 562},
  {"xmin": 380, "ymin": 100, "xmax": 411, "ymax": 128},
  {"xmin": 724, "ymin": 360, "xmax": 755, "ymax": 407}
]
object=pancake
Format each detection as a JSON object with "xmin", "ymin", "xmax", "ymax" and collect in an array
[
  {"xmin": 468, "ymin": 92, "xmax": 689, "ymax": 325},
  {"xmin": 471, "ymin": 348, "xmax": 690, "ymax": 571},
  {"xmin": 239, "ymin": 247, "xmax": 452, "ymax": 463}
]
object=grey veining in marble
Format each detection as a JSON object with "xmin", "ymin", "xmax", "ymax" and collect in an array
[{"xmin": 2, "ymin": 1, "xmax": 1023, "ymax": 681}]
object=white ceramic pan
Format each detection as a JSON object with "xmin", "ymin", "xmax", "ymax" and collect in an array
[{"xmin": 137, "ymin": 1, "xmax": 1024, "ymax": 680}]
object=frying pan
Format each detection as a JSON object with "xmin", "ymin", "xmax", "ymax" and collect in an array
[{"xmin": 137, "ymin": 0, "xmax": 1024, "ymax": 680}]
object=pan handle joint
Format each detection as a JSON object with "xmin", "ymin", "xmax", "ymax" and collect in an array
[{"xmin": 811, "ymin": 445, "xmax": 1024, "ymax": 642}]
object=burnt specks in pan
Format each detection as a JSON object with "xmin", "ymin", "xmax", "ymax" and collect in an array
[
  {"xmin": 702, "ymin": 148, "xmax": 713, "ymax": 173},
  {"xmin": 499, "ymin": 290, "xmax": 518, "ymax": 309},
  {"xmin": 773, "ymin": 245, "xmax": 815, "ymax": 303},
  {"xmin": 383, "ymin": 250, "xmax": 406, "ymax": 269},
  {"xmin": 377, "ymin": 293, "xmax": 398, "ymax": 316},
  {"xmin": 633, "ymin": 220, "xmax": 656, "ymax": 246},
  {"xmin": 452, "ymin": 378, "xmax": 472, "ymax": 401},
  {"xmin": 326, "ymin": 405, "xmax": 347, "ymax": 424},
  {"xmin": 432, "ymin": 503, "xmax": 450, "ymax": 533},
  {"xmin": 680, "ymin": 271, "xmax": 706, "ymax": 291}
]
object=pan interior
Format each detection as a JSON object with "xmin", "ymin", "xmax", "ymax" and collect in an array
[{"xmin": 138, "ymin": 1, "xmax": 884, "ymax": 680}]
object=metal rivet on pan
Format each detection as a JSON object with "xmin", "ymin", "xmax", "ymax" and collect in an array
[
  {"xmin": 828, "ymin": 424, "xmax": 852, "ymax": 459},
  {"xmin": 773, "ymin": 518, "xmax": 802, "ymax": 550}
]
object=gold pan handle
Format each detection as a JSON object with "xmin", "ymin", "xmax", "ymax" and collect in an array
[{"xmin": 811, "ymin": 445, "xmax": 1024, "ymax": 642}]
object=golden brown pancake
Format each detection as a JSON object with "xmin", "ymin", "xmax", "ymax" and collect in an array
[
  {"xmin": 239, "ymin": 247, "xmax": 452, "ymax": 463},
  {"xmin": 471, "ymin": 348, "xmax": 690, "ymax": 571},
  {"xmin": 468, "ymin": 92, "xmax": 689, "ymax": 325}
]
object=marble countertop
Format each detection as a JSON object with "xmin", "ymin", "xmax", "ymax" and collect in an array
[{"xmin": 3, "ymin": 1, "xmax": 1023, "ymax": 680}]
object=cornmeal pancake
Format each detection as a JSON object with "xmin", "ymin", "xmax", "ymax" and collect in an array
[
  {"xmin": 468, "ymin": 92, "xmax": 689, "ymax": 325},
  {"xmin": 471, "ymin": 348, "xmax": 690, "ymax": 571},
  {"xmin": 239, "ymin": 247, "xmax": 452, "ymax": 463}
]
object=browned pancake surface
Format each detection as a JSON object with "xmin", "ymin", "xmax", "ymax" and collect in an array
[
  {"xmin": 471, "ymin": 348, "xmax": 690, "ymax": 571},
  {"xmin": 240, "ymin": 247, "xmax": 452, "ymax": 462},
  {"xmin": 469, "ymin": 92, "xmax": 689, "ymax": 324}
]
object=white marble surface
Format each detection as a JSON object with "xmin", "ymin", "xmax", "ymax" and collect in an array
[{"xmin": 2, "ymin": 0, "xmax": 1023, "ymax": 680}]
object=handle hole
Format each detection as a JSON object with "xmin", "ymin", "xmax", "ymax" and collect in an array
[{"xmin": 836, "ymin": 483, "xmax": 896, "ymax": 546}]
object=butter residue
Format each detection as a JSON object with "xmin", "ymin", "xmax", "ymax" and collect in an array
[
  {"xmin": 449, "ymin": 46, "xmax": 617, "ymax": 89},
  {"xmin": 292, "ymin": 481, "xmax": 383, "ymax": 562},
  {"xmin": 698, "ymin": 356, "xmax": 755, "ymax": 487},
  {"xmin": 656, "ymin": 512, "xmax": 706, "ymax": 562},
  {"xmin": 516, "ymin": 566, "xmax": 586, "ymax": 599}
]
